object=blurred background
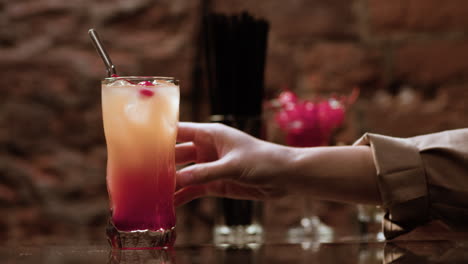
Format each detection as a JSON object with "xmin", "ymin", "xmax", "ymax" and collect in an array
[{"xmin": 1, "ymin": 0, "xmax": 468, "ymax": 244}]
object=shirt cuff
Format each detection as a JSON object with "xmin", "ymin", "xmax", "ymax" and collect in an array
[{"xmin": 354, "ymin": 133, "xmax": 431, "ymax": 239}]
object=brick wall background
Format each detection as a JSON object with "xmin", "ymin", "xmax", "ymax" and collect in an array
[{"xmin": 1, "ymin": 0, "xmax": 468, "ymax": 243}]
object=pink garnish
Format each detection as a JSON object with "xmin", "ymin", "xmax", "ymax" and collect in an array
[
  {"xmin": 139, "ymin": 89, "xmax": 154, "ymax": 97},
  {"xmin": 273, "ymin": 89, "xmax": 359, "ymax": 147},
  {"xmin": 111, "ymin": 74, "xmax": 120, "ymax": 77},
  {"xmin": 278, "ymin": 90, "xmax": 298, "ymax": 106},
  {"xmin": 138, "ymin": 81, "xmax": 155, "ymax": 97},
  {"xmin": 138, "ymin": 81, "xmax": 154, "ymax": 86}
]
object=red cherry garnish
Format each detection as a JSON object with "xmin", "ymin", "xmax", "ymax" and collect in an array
[
  {"xmin": 138, "ymin": 81, "xmax": 155, "ymax": 96},
  {"xmin": 139, "ymin": 89, "xmax": 154, "ymax": 97}
]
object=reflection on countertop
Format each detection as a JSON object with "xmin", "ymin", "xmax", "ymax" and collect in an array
[{"xmin": 1, "ymin": 238, "xmax": 468, "ymax": 264}]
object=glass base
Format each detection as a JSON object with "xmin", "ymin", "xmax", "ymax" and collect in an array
[
  {"xmin": 106, "ymin": 219, "xmax": 176, "ymax": 249},
  {"xmin": 213, "ymin": 224, "xmax": 263, "ymax": 246}
]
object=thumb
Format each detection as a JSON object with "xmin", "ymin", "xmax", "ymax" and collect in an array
[{"xmin": 176, "ymin": 159, "xmax": 228, "ymax": 187}]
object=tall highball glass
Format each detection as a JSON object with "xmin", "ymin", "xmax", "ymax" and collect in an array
[{"xmin": 101, "ymin": 76, "xmax": 179, "ymax": 249}]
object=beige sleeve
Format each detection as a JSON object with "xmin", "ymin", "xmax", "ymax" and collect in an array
[{"xmin": 354, "ymin": 129, "xmax": 468, "ymax": 239}]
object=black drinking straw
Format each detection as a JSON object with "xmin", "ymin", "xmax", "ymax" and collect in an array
[
  {"xmin": 88, "ymin": 28, "xmax": 118, "ymax": 77},
  {"xmin": 205, "ymin": 13, "xmax": 269, "ymax": 117},
  {"xmin": 204, "ymin": 12, "xmax": 270, "ymax": 228}
]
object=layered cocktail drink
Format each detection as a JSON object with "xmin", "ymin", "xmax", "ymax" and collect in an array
[{"xmin": 101, "ymin": 76, "xmax": 179, "ymax": 249}]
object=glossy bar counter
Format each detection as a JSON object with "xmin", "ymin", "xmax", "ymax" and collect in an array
[{"xmin": 2, "ymin": 234, "xmax": 468, "ymax": 264}]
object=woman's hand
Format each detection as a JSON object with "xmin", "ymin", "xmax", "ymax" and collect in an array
[{"xmin": 174, "ymin": 122, "xmax": 293, "ymax": 206}]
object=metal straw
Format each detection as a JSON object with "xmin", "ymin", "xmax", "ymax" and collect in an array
[{"xmin": 88, "ymin": 28, "xmax": 117, "ymax": 77}]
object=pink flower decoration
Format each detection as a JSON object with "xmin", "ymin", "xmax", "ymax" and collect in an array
[{"xmin": 273, "ymin": 89, "xmax": 359, "ymax": 147}]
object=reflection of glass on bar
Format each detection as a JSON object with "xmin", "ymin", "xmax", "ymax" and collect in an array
[{"xmin": 101, "ymin": 76, "xmax": 179, "ymax": 249}]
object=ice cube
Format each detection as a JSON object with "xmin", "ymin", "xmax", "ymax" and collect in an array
[
  {"xmin": 163, "ymin": 117, "xmax": 177, "ymax": 135},
  {"xmin": 125, "ymin": 101, "xmax": 150, "ymax": 124},
  {"xmin": 107, "ymin": 79, "xmax": 134, "ymax": 87},
  {"xmin": 154, "ymin": 80, "xmax": 174, "ymax": 87}
]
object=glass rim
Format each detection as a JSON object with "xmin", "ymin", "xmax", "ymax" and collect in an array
[{"xmin": 102, "ymin": 76, "xmax": 177, "ymax": 81}]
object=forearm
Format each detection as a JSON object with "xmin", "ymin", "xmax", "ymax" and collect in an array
[{"xmin": 287, "ymin": 146, "xmax": 381, "ymax": 205}]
